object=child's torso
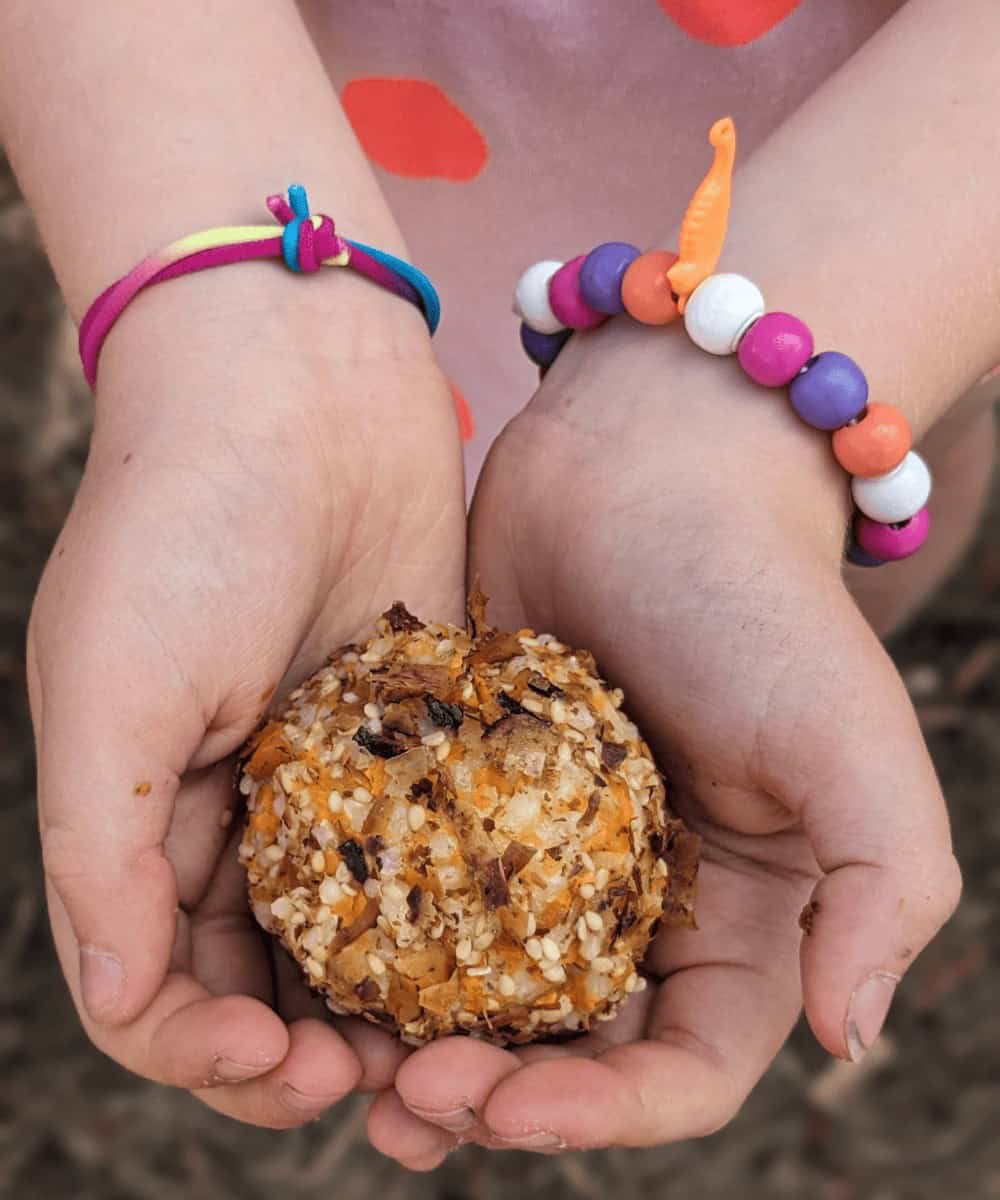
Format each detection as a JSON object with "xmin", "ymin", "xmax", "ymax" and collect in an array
[{"xmin": 299, "ymin": 0, "xmax": 906, "ymax": 481}]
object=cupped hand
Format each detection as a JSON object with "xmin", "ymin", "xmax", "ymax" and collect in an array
[
  {"xmin": 27, "ymin": 285, "xmax": 466, "ymax": 1128},
  {"xmin": 369, "ymin": 330, "xmax": 961, "ymax": 1167}
]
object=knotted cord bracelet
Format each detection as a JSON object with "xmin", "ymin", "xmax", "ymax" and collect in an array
[
  {"xmin": 79, "ymin": 183, "xmax": 441, "ymax": 389},
  {"xmin": 512, "ymin": 119, "xmax": 930, "ymax": 567}
]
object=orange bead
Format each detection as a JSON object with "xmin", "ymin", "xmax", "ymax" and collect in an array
[
  {"xmin": 832, "ymin": 403, "xmax": 911, "ymax": 477},
  {"xmin": 621, "ymin": 250, "xmax": 681, "ymax": 325}
]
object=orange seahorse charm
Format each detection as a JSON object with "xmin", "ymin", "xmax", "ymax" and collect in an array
[{"xmin": 667, "ymin": 117, "xmax": 736, "ymax": 313}]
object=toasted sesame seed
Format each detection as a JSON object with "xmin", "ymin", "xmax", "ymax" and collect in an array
[
  {"xmin": 264, "ymin": 844, "xmax": 284, "ymax": 863},
  {"xmin": 239, "ymin": 775, "xmax": 254, "ymax": 796},
  {"xmin": 592, "ymin": 957, "xmax": 614, "ymax": 974},
  {"xmin": 579, "ymin": 935, "xmax": 601, "ymax": 961},
  {"xmin": 559, "ymin": 995, "xmax": 573, "ymax": 1015},
  {"xmin": 634, "ymin": 976, "xmax": 648, "ymax": 993},
  {"xmin": 540, "ymin": 1007, "xmax": 565, "ymax": 1024},
  {"xmin": 353, "ymin": 786, "xmax": 372, "ymax": 804},
  {"xmin": 319, "ymin": 877, "xmax": 342, "ymax": 906},
  {"xmin": 498, "ymin": 973, "xmax": 516, "ymax": 996},
  {"xmin": 429, "ymin": 921, "xmax": 445, "ymax": 939},
  {"xmin": 525, "ymin": 937, "xmax": 543, "ymax": 960},
  {"xmin": 595, "ymin": 1009, "xmax": 617, "ymax": 1022},
  {"xmin": 366, "ymin": 717, "xmax": 383, "ymax": 735},
  {"xmin": 520, "ymin": 696, "xmax": 545, "ymax": 715},
  {"xmin": 315, "ymin": 905, "xmax": 331, "ymax": 922},
  {"xmin": 580, "ymin": 852, "xmax": 595, "ymax": 872},
  {"xmin": 557, "ymin": 741, "xmax": 573, "ymax": 764},
  {"xmin": 473, "ymin": 930, "xmax": 495, "ymax": 951},
  {"xmin": 655, "ymin": 858, "xmax": 668, "ymax": 877},
  {"xmin": 624, "ymin": 972, "xmax": 639, "ymax": 994},
  {"xmin": 341, "ymin": 883, "xmax": 357, "ymax": 898},
  {"xmin": 435, "ymin": 638, "xmax": 454, "ymax": 656},
  {"xmin": 584, "ymin": 911, "xmax": 603, "ymax": 933},
  {"xmin": 366, "ymin": 953, "xmax": 387, "ymax": 977},
  {"xmin": 328, "ymin": 790, "xmax": 343, "ymax": 812},
  {"xmin": 461, "ymin": 682, "xmax": 476, "ymax": 702},
  {"xmin": 359, "ymin": 650, "xmax": 381, "ymax": 663},
  {"xmin": 435, "ymin": 740, "xmax": 452, "ymax": 763},
  {"xmin": 342, "ymin": 691, "xmax": 360, "ymax": 704},
  {"xmin": 306, "ymin": 957, "xmax": 324, "ymax": 980},
  {"xmin": 540, "ymin": 936, "xmax": 560, "ymax": 962},
  {"xmin": 270, "ymin": 896, "xmax": 293, "ymax": 920},
  {"xmin": 576, "ymin": 916, "xmax": 589, "ymax": 941},
  {"xmin": 335, "ymin": 861, "xmax": 351, "ymax": 884},
  {"xmin": 376, "ymin": 915, "xmax": 392, "ymax": 934},
  {"xmin": 550, "ymin": 700, "xmax": 568, "ymax": 724},
  {"xmin": 363, "ymin": 702, "xmax": 381, "ymax": 719},
  {"xmin": 525, "ymin": 913, "xmax": 537, "ymax": 937},
  {"xmin": 565, "ymin": 728, "xmax": 585, "ymax": 743},
  {"xmin": 466, "ymin": 965, "xmax": 491, "ymax": 977},
  {"xmin": 579, "ymin": 883, "xmax": 596, "ymax": 900},
  {"xmin": 329, "ymin": 741, "xmax": 346, "ymax": 763},
  {"xmin": 456, "ymin": 937, "xmax": 473, "ymax": 962},
  {"xmin": 595, "ymin": 867, "xmax": 610, "ymax": 890},
  {"xmin": 407, "ymin": 804, "xmax": 427, "ymax": 832},
  {"xmin": 290, "ymin": 911, "xmax": 306, "ymax": 927},
  {"xmin": 542, "ymin": 964, "xmax": 567, "ymax": 984},
  {"xmin": 421, "ymin": 730, "xmax": 447, "ymax": 748},
  {"xmin": 310, "ymin": 850, "xmax": 325, "ymax": 874}
]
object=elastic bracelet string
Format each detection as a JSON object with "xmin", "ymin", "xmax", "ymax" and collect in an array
[
  {"xmin": 79, "ymin": 183, "xmax": 440, "ymax": 389},
  {"xmin": 511, "ymin": 117, "xmax": 932, "ymax": 568}
]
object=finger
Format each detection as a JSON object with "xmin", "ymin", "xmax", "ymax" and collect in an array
[
  {"xmin": 395, "ymin": 1036, "xmax": 521, "ymax": 1135},
  {"xmin": 482, "ymin": 851, "xmax": 806, "ymax": 1150},
  {"xmin": 331, "ymin": 1016, "xmax": 413, "ymax": 1093},
  {"xmin": 49, "ymin": 879, "xmax": 288, "ymax": 1087},
  {"xmin": 29, "ymin": 592, "xmax": 203, "ymax": 1027},
  {"xmin": 367, "ymin": 1089, "xmax": 456, "ymax": 1172},
  {"xmin": 193, "ymin": 1017, "xmax": 362, "ymax": 1129},
  {"xmin": 784, "ymin": 621, "xmax": 962, "ymax": 1061}
]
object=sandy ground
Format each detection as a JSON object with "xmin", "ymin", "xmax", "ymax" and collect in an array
[{"xmin": 2, "ymin": 157, "xmax": 998, "ymax": 1200}]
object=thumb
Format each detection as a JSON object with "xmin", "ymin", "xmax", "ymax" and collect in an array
[
  {"xmin": 28, "ymin": 553, "xmax": 211, "ymax": 1027},
  {"xmin": 791, "ymin": 627, "xmax": 961, "ymax": 1062}
]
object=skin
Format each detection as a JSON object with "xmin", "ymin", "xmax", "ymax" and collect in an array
[{"xmin": 1, "ymin": 0, "xmax": 998, "ymax": 1169}]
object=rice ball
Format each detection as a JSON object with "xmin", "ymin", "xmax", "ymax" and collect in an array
[{"xmin": 238, "ymin": 595, "xmax": 699, "ymax": 1045}]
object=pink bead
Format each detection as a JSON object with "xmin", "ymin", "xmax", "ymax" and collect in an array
[
  {"xmin": 548, "ymin": 256, "xmax": 607, "ymax": 330},
  {"xmin": 855, "ymin": 506, "xmax": 930, "ymax": 561},
  {"xmin": 737, "ymin": 312, "xmax": 814, "ymax": 387}
]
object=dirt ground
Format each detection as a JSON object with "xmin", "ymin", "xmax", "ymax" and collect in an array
[{"xmin": 2, "ymin": 158, "xmax": 998, "ymax": 1200}]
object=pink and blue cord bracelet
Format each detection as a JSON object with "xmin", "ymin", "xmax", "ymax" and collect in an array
[{"xmin": 78, "ymin": 183, "xmax": 441, "ymax": 390}]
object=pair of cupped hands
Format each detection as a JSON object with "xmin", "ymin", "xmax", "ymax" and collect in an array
[{"xmin": 27, "ymin": 273, "xmax": 958, "ymax": 1171}]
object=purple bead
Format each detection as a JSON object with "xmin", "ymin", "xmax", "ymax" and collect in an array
[
  {"xmin": 737, "ymin": 312, "xmax": 814, "ymax": 387},
  {"xmin": 520, "ymin": 322, "xmax": 571, "ymax": 368},
  {"xmin": 578, "ymin": 242, "xmax": 641, "ymax": 315},
  {"xmin": 789, "ymin": 351, "xmax": 869, "ymax": 431}
]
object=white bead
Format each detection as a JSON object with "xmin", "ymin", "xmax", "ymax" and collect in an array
[
  {"xmin": 513, "ymin": 260, "xmax": 566, "ymax": 335},
  {"xmin": 851, "ymin": 451, "xmax": 932, "ymax": 524},
  {"xmin": 683, "ymin": 273, "xmax": 765, "ymax": 355}
]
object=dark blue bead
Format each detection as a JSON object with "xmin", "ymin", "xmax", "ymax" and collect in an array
[
  {"xmin": 578, "ymin": 242, "xmax": 641, "ymax": 315},
  {"xmin": 845, "ymin": 540, "xmax": 886, "ymax": 568},
  {"xmin": 520, "ymin": 323, "xmax": 571, "ymax": 368},
  {"xmin": 789, "ymin": 351, "xmax": 869, "ymax": 431}
]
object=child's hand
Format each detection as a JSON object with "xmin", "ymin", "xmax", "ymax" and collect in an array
[
  {"xmin": 367, "ymin": 338, "xmax": 961, "ymax": 1167},
  {"xmin": 27, "ymin": 285, "xmax": 466, "ymax": 1128}
]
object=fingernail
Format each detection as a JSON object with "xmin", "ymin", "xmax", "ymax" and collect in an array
[
  {"xmin": 491, "ymin": 1130, "xmax": 564, "ymax": 1150},
  {"xmin": 212, "ymin": 1056, "xmax": 274, "ymax": 1083},
  {"xmin": 407, "ymin": 1104, "xmax": 477, "ymax": 1133},
  {"xmin": 845, "ymin": 970, "xmax": 899, "ymax": 1062},
  {"xmin": 280, "ymin": 1083, "xmax": 339, "ymax": 1114},
  {"xmin": 79, "ymin": 947, "xmax": 124, "ymax": 1020}
]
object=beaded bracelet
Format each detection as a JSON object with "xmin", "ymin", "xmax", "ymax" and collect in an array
[
  {"xmin": 79, "ymin": 184, "xmax": 441, "ymax": 389},
  {"xmin": 512, "ymin": 118, "xmax": 930, "ymax": 567}
]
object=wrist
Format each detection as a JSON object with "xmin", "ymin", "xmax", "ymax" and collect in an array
[{"xmin": 526, "ymin": 321, "xmax": 852, "ymax": 562}]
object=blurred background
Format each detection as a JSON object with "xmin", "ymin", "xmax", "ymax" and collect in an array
[{"xmin": 2, "ymin": 155, "xmax": 998, "ymax": 1200}]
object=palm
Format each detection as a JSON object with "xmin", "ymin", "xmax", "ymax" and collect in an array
[
  {"xmin": 371, "ymin": 406, "xmax": 958, "ymax": 1163},
  {"xmin": 30, "ymin": 369, "xmax": 466, "ymax": 1127}
]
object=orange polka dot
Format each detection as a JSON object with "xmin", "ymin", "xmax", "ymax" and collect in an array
[
  {"xmin": 342, "ymin": 78, "xmax": 488, "ymax": 181},
  {"xmin": 657, "ymin": 0, "xmax": 803, "ymax": 46},
  {"xmin": 450, "ymin": 381, "xmax": 475, "ymax": 442}
]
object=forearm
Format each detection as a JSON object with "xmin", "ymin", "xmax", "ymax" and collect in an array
[
  {"xmin": 537, "ymin": 0, "xmax": 999, "ymax": 551},
  {"xmin": 0, "ymin": 0, "xmax": 429, "ymax": 366}
]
